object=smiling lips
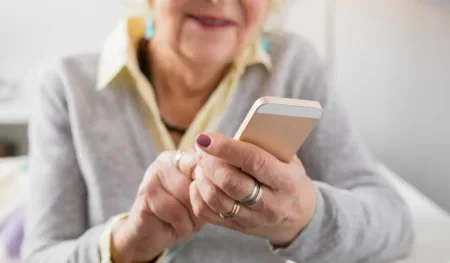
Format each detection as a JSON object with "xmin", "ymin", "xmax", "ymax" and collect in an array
[{"xmin": 187, "ymin": 14, "xmax": 236, "ymax": 29}]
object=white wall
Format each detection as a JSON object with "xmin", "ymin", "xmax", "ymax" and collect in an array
[
  {"xmin": 0, "ymin": 0, "xmax": 126, "ymax": 154},
  {"xmin": 284, "ymin": 0, "xmax": 328, "ymax": 60},
  {"xmin": 334, "ymin": 0, "xmax": 450, "ymax": 211},
  {"xmin": 0, "ymin": 0, "xmax": 124, "ymax": 82},
  {"xmin": 287, "ymin": 0, "xmax": 450, "ymax": 211}
]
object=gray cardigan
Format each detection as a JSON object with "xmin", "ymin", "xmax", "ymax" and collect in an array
[{"xmin": 23, "ymin": 32, "xmax": 414, "ymax": 263}]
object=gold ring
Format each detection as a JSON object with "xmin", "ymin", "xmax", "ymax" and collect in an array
[{"xmin": 219, "ymin": 201, "xmax": 241, "ymax": 219}]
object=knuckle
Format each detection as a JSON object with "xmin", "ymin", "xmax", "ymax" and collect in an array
[
  {"xmin": 149, "ymin": 197, "xmax": 165, "ymax": 217},
  {"xmin": 132, "ymin": 197, "xmax": 152, "ymax": 223},
  {"xmin": 145, "ymin": 151, "xmax": 173, "ymax": 180},
  {"xmin": 153, "ymin": 198, "xmax": 189, "ymax": 225},
  {"xmin": 138, "ymin": 179, "xmax": 157, "ymax": 199},
  {"xmin": 169, "ymin": 208, "xmax": 185, "ymax": 224},
  {"xmin": 265, "ymin": 205, "xmax": 288, "ymax": 224},
  {"xmin": 143, "ymin": 164, "xmax": 157, "ymax": 182},
  {"xmin": 282, "ymin": 178, "xmax": 300, "ymax": 195},
  {"xmin": 137, "ymin": 185, "xmax": 148, "ymax": 199},
  {"xmin": 157, "ymin": 151, "xmax": 174, "ymax": 167},
  {"xmin": 244, "ymin": 153, "xmax": 268, "ymax": 175},
  {"xmin": 276, "ymin": 209, "xmax": 290, "ymax": 224},
  {"xmin": 218, "ymin": 168, "xmax": 241, "ymax": 194},
  {"xmin": 169, "ymin": 212, "xmax": 193, "ymax": 237},
  {"xmin": 146, "ymin": 161, "xmax": 166, "ymax": 182},
  {"xmin": 265, "ymin": 206, "xmax": 278, "ymax": 223}
]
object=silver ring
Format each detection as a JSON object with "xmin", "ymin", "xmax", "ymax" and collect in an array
[
  {"xmin": 174, "ymin": 150, "xmax": 186, "ymax": 168},
  {"xmin": 251, "ymin": 183, "xmax": 263, "ymax": 205},
  {"xmin": 241, "ymin": 181, "xmax": 263, "ymax": 206},
  {"xmin": 241, "ymin": 179, "xmax": 259, "ymax": 205},
  {"xmin": 219, "ymin": 201, "xmax": 241, "ymax": 219}
]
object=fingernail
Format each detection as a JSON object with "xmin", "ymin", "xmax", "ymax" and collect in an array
[{"xmin": 196, "ymin": 134, "xmax": 211, "ymax": 148}]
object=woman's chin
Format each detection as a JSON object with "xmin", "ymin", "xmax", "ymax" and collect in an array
[{"xmin": 183, "ymin": 46, "xmax": 235, "ymax": 67}]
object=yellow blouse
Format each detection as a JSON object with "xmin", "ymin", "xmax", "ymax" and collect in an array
[{"xmin": 97, "ymin": 16, "xmax": 271, "ymax": 263}]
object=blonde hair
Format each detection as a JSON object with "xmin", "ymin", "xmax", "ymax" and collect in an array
[{"xmin": 121, "ymin": 0, "xmax": 291, "ymax": 31}]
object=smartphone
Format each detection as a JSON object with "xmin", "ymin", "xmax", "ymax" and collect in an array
[{"xmin": 233, "ymin": 96, "xmax": 323, "ymax": 163}]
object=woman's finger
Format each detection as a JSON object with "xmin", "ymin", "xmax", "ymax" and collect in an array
[
  {"xmin": 194, "ymin": 167, "xmax": 235, "ymax": 214},
  {"xmin": 189, "ymin": 179, "xmax": 241, "ymax": 231},
  {"xmin": 189, "ymin": 180, "xmax": 218, "ymax": 222},
  {"xmin": 196, "ymin": 153, "xmax": 267, "ymax": 203},
  {"xmin": 157, "ymin": 164, "xmax": 204, "ymax": 227},
  {"xmin": 128, "ymin": 195, "xmax": 173, "ymax": 242},
  {"xmin": 195, "ymin": 133, "xmax": 286, "ymax": 189},
  {"xmin": 194, "ymin": 167, "xmax": 258, "ymax": 229},
  {"xmin": 177, "ymin": 149, "xmax": 197, "ymax": 180},
  {"xmin": 156, "ymin": 159, "xmax": 191, "ymax": 208},
  {"xmin": 146, "ymin": 177, "xmax": 194, "ymax": 238}
]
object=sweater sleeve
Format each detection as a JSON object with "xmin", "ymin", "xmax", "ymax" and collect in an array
[
  {"xmin": 271, "ymin": 57, "xmax": 415, "ymax": 263},
  {"xmin": 22, "ymin": 66, "xmax": 104, "ymax": 263}
]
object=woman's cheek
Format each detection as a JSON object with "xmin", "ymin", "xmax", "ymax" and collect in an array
[
  {"xmin": 240, "ymin": 0, "xmax": 269, "ymax": 46},
  {"xmin": 243, "ymin": 0, "xmax": 269, "ymax": 25}
]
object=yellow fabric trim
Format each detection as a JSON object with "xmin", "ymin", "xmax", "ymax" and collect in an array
[
  {"xmin": 98, "ymin": 213, "xmax": 168, "ymax": 263},
  {"xmin": 96, "ymin": 17, "xmax": 272, "ymax": 151},
  {"xmin": 96, "ymin": 21, "xmax": 128, "ymax": 90},
  {"xmin": 98, "ymin": 213, "xmax": 127, "ymax": 263},
  {"xmin": 152, "ymin": 249, "xmax": 168, "ymax": 263}
]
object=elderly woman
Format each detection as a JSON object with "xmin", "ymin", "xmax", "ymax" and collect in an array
[{"xmin": 22, "ymin": 0, "xmax": 414, "ymax": 262}]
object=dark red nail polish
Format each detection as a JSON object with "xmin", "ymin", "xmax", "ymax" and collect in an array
[{"xmin": 196, "ymin": 134, "xmax": 211, "ymax": 148}]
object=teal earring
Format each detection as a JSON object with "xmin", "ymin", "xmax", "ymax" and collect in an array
[
  {"xmin": 262, "ymin": 37, "xmax": 271, "ymax": 53},
  {"xmin": 145, "ymin": 14, "xmax": 155, "ymax": 39}
]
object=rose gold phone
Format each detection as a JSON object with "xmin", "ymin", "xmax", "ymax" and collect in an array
[{"xmin": 234, "ymin": 96, "xmax": 323, "ymax": 163}]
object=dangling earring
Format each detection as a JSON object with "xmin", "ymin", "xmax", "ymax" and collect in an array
[{"xmin": 145, "ymin": 13, "xmax": 155, "ymax": 39}]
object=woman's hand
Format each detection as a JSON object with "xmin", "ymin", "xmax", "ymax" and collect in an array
[
  {"xmin": 185, "ymin": 133, "xmax": 318, "ymax": 247},
  {"xmin": 111, "ymin": 150, "xmax": 204, "ymax": 263}
]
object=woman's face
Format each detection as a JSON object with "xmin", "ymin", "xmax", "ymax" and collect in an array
[{"xmin": 151, "ymin": 0, "xmax": 269, "ymax": 65}]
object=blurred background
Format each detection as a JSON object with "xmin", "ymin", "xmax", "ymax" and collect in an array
[{"xmin": 0, "ymin": 0, "xmax": 449, "ymax": 261}]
